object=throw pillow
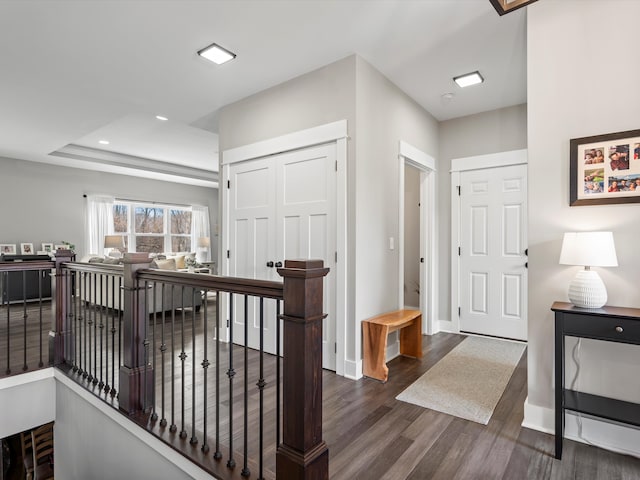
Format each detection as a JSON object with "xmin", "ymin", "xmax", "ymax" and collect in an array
[
  {"xmin": 87, "ymin": 256, "xmax": 105, "ymax": 263},
  {"xmin": 151, "ymin": 258, "xmax": 177, "ymax": 270}
]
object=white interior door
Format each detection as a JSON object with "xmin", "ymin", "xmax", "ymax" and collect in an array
[
  {"xmin": 228, "ymin": 144, "xmax": 337, "ymax": 369},
  {"xmin": 459, "ymin": 163, "xmax": 528, "ymax": 340}
]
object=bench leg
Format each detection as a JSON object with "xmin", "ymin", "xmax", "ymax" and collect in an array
[
  {"xmin": 399, "ymin": 315, "xmax": 423, "ymax": 358},
  {"xmin": 363, "ymin": 322, "xmax": 389, "ymax": 382}
]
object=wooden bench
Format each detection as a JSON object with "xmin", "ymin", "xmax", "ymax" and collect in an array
[{"xmin": 362, "ymin": 309, "xmax": 423, "ymax": 383}]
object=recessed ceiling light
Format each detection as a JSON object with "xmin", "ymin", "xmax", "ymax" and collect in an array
[
  {"xmin": 155, "ymin": 115, "xmax": 168, "ymax": 121},
  {"xmin": 453, "ymin": 71, "xmax": 484, "ymax": 88},
  {"xmin": 98, "ymin": 140, "xmax": 110, "ymax": 145},
  {"xmin": 197, "ymin": 43, "xmax": 236, "ymax": 65}
]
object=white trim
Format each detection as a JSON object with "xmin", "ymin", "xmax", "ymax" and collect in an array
[
  {"xmin": 450, "ymin": 148, "xmax": 527, "ymax": 172},
  {"xmin": 398, "ymin": 141, "xmax": 437, "ymax": 336},
  {"xmin": 0, "ymin": 367, "xmax": 53, "ymax": 389},
  {"xmin": 221, "ymin": 120, "xmax": 349, "ymax": 376},
  {"xmin": 450, "ymin": 149, "xmax": 528, "ymax": 337},
  {"xmin": 344, "ymin": 359, "xmax": 362, "ymax": 380},
  {"xmin": 523, "ymin": 398, "xmax": 640, "ymax": 459},
  {"xmin": 222, "ymin": 120, "xmax": 348, "ymax": 166}
]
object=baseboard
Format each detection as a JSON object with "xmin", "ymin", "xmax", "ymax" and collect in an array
[
  {"xmin": 344, "ymin": 358, "xmax": 362, "ymax": 380},
  {"xmin": 437, "ymin": 318, "xmax": 457, "ymax": 333},
  {"xmin": 523, "ymin": 397, "xmax": 640, "ymax": 458}
]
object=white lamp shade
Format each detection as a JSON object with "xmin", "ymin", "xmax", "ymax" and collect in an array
[
  {"xmin": 559, "ymin": 231, "xmax": 617, "ymax": 267},
  {"xmin": 104, "ymin": 235, "xmax": 124, "ymax": 249},
  {"xmin": 197, "ymin": 237, "xmax": 210, "ymax": 248}
]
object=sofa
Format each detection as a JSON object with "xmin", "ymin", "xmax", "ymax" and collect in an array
[{"xmin": 78, "ymin": 253, "xmax": 203, "ymax": 314}]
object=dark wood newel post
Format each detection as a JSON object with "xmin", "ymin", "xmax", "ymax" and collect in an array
[
  {"xmin": 52, "ymin": 250, "xmax": 74, "ymax": 366},
  {"xmin": 119, "ymin": 253, "xmax": 153, "ymax": 414},
  {"xmin": 276, "ymin": 259, "xmax": 330, "ymax": 480}
]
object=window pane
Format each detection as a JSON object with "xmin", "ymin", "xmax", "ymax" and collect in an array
[
  {"xmin": 171, "ymin": 236, "xmax": 191, "ymax": 253},
  {"xmin": 171, "ymin": 210, "xmax": 192, "ymax": 235},
  {"xmin": 113, "ymin": 204, "xmax": 128, "ymax": 233},
  {"xmin": 135, "ymin": 207, "xmax": 164, "ymax": 234},
  {"xmin": 136, "ymin": 236, "xmax": 164, "ymax": 253}
]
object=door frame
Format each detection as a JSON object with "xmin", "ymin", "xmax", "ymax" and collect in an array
[
  {"xmin": 449, "ymin": 149, "xmax": 527, "ymax": 334},
  {"xmin": 398, "ymin": 141, "xmax": 437, "ymax": 335},
  {"xmin": 220, "ymin": 120, "xmax": 348, "ymax": 376}
]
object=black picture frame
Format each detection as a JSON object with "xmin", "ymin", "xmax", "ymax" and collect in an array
[{"xmin": 570, "ymin": 128, "xmax": 640, "ymax": 206}]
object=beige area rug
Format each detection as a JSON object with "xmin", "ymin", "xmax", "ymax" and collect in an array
[{"xmin": 396, "ymin": 336, "xmax": 525, "ymax": 425}]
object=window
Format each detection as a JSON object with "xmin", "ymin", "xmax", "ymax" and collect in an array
[{"xmin": 112, "ymin": 202, "xmax": 193, "ymax": 254}]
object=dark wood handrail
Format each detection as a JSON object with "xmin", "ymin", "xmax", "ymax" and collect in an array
[{"xmin": 0, "ymin": 260, "xmax": 55, "ymax": 272}]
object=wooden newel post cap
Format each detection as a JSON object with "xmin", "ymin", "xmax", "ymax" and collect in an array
[
  {"xmin": 277, "ymin": 259, "xmax": 329, "ymax": 319},
  {"xmin": 122, "ymin": 252, "xmax": 152, "ymax": 265}
]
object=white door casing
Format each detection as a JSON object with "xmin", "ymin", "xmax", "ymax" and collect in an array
[
  {"xmin": 226, "ymin": 143, "xmax": 337, "ymax": 370},
  {"xmin": 450, "ymin": 150, "xmax": 528, "ymax": 341}
]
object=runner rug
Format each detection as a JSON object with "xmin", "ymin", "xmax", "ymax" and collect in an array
[{"xmin": 396, "ymin": 336, "xmax": 525, "ymax": 425}]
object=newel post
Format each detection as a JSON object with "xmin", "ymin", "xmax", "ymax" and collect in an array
[
  {"xmin": 276, "ymin": 259, "xmax": 330, "ymax": 480},
  {"xmin": 51, "ymin": 250, "xmax": 74, "ymax": 366},
  {"xmin": 119, "ymin": 253, "xmax": 153, "ymax": 414}
]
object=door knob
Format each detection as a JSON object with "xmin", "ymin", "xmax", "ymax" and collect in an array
[
  {"xmin": 266, "ymin": 261, "xmax": 274, "ymax": 268},
  {"xmin": 275, "ymin": 261, "xmax": 283, "ymax": 268}
]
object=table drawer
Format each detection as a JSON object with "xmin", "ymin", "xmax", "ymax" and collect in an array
[{"xmin": 563, "ymin": 314, "xmax": 640, "ymax": 344}]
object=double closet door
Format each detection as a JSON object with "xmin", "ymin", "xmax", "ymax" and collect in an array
[{"xmin": 227, "ymin": 143, "xmax": 337, "ymax": 370}]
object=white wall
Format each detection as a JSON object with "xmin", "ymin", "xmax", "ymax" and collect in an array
[
  {"xmin": 526, "ymin": 1, "xmax": 640, "ymax": 449},
  {"xmin": 0, "ymin": 157, "xmax": 218, "ymax": 259},
  {"xmin": 437, "ymin": 104, "xmax": 528, "ymax": 323}
]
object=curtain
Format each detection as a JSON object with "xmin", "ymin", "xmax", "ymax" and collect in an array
[
  {"xmin": 191, "ymin": 205, "xmax": 211, "ymax": 262},
  {"xmin": 85, "ymin": 195, "xmax": 115, "ymax": 257}
]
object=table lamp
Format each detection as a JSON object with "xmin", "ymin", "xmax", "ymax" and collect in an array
[
  {"xmin": 197, "ymin": 236, "xmax": 210, "ymax": 262},
  {"xmin": 104, "ymin": 235, "xmax": 124, "ymax": 258},
  {"xmin": 559, "ymin": 231, "xmax": 617, "ymax": 308}
]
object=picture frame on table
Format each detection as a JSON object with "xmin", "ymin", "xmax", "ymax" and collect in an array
[
  {"xmin": 0, "ymin": 244, "xmax": 16, "ymax": 254},
  {"xmin": 20, "ymin": 243, "xmax": 34, "ymax": 255},
  {"xmin": 42, "ymin": 243, "xmax": 54, "ymax": 253},
  {"xmin": 570, "ymin": 128, "xmax": 640, "ymax": 206},
  {"xmin": 54, "ymin": 244, "xmax": 67, "ymax": 251}
]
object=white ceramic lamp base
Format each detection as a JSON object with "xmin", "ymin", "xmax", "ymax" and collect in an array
[{"xmin": 567, "ymin": 268, "xmax": 607, "ymax": 308}]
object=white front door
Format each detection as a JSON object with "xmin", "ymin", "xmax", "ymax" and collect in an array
[
  {"xmin": 458, "ymin": 163, "xmax": 528, "ymax": 340},
  {"xmin": 228, "ymin": 143, "xmax": 337, "ymax": 369}
]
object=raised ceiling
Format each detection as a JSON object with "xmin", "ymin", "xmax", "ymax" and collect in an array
[{"xmin": 0, "ymin": 1, "xmax": 528, "ymax": 187}]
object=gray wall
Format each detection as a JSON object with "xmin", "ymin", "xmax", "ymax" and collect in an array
[
  {"xmin": 218, "ymin": 55, "xmax": 439, "ymax": 374},
  {"xmin": 0, "ymin": 156, "xmax": 218, "ymax": 259},
  {"xmin": 437, "ymin": 104, "xmax": 528, "ymax": 322},
  {"xmin": 527, "ymin": 0, "xmax": 640, "ymax": 430}
]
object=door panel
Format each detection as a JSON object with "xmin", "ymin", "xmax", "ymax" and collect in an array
[
  {"xmin": 459, "ymin": 163, "xmax": 527, "ymax": 340},
  {"xmin": 228, "ymin": 143, "xmax": 337, "ymax": 370}
]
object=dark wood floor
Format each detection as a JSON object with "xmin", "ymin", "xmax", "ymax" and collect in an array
[{"xmin": 3, "ymin": 300, "xmax": 640, "ymax": 479}]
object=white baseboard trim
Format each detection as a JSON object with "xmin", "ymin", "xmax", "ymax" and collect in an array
[
  {"xmin": 523, "ymin": 397, "xmax": 640, "ymax": 459},
  {"xmin": 436, "ymin": 319, "xmax": 457, "ymax": 333},
  {"xmin": 344, "ymin": 358, "xmax": 362, "ymax": 380}
]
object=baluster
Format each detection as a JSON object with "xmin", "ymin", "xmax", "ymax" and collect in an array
[
  {"xmin": 227, "ymin": 292, "xmax": 236, "ymax": 469},
  {"xmin": 242, "ymin": 294, "xmax": 250, "ymax": 477},
  {"xmin": 86, "ymin": 273, "xmax": 93, "ymax": 382},
  {"xmin": 190, "ymin": 287, "xmax": 198, "ymax": 446},
  {"xmin": 257, "ymin": 296, "xmax": 266, "ymax": 480},
  {"xmin": 80, "ymin": 272, "xmax": 86, "ymax": 377},
  {"xmin": 4, "ymin": 272, "xmax": 10, "ymax": 375},
  {"xmin": 170, "ymin": 285, "xmax": 177, "ymax": 433},
  {"xmin": 106, "ymin": 275, "xmax": 114, "ymax": 394},
  {"xmin": 201, "ymin": 289, "xmax": 210, "ymax": 453},
  {"xmin": 179, "ymin": 286, "xmax": 187, "ymax": 439},
  {"xmin": 151, "ymin": 281, "xmax": 158, "ymax": 422},
  {"xmin": 38, "ymin": 269, "xmax": 44, "ymax": 368},
  {"xmin": 22, "ymin": 270, "xmax": 28, "ymax": 371},
  {"xmin": 92, "ymin": 272, "xmax": 98, "ymax": 385},
  {"xmin": 160, "ymin": 283, "xmax": 167, "ymax": 427},
  {"xmin": 276, "ymin": 300, "xmax": 281, "ymax": 447},
  {"xmin": 143, "ymin": 279, "xmax": 150, "ymax": 413},
  {"xmin": 72, "ymin": 271, "xmax": 80, "ymax": 373},
  {"xmin": 214, "ymin": 290, "xmax": 222, "ymax": 461},
  {"xmin": 98, "ymin": 274, "xmax": 104, "ymax": 389},
  {"xmin": 117, "ymin": 275, "xmax": 123, "ymax": 397}
]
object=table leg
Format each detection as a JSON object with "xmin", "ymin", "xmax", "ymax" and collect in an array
[
  {"xmin": 363, "ymin": 322, "xmax": 390, "ymax": 382},
  {"xmin": 554, "ymin": 315, "xmax": 564, "ymax": 460},
  {"xmin": 399, "ymin": 316, "xmax": 423, "ymax": 358}
]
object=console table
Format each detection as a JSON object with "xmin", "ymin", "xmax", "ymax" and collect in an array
[{"xmin": 551, "ymin": 301, "xmax": 640, "ymax": 460}]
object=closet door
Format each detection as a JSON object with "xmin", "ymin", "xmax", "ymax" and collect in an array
[{"xmin": 227, "ymin": 143, "xmax": 337, "ymax": 369}]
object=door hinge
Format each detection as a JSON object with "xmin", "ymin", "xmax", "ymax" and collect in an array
[
  {"xmin": 458, "ymin": 307, "xmax": 461, "ymax": 316},
  {"xmin": 334, "ymin": 343, "xmax": 337, "ymax": 354},
  {"xmin": 226, "ymin": 319, "xmax": 229, "ymax": 327},
  {"xmin": 335, "ymin": 160, "xmax": 338, "ymax": 172},
  {"xmin": 457, "ymin": 185, "xmax": 461, "ymax": 196},
  {"xmin": 227, "ymin": 180, "xmax": 230, "ymax": 189},
  {"xmin": 458, "ymin": 246, "xmax": 461, "ymax": 256},
  {"xmin": 226, "ymin": 250, "xmax": 230, "ymax": 259},
  {"xmin": 335, "ymin": 251, "xmax": 338, "ymax": 263}
]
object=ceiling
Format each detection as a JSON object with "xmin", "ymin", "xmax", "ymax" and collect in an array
[{"xmin": 0, "ymin": 0, "xmax": 528, "ymax": 188}]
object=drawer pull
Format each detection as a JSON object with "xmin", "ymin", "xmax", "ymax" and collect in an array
[{"xmin": 615, "ymin": 326, "xmax": 624, "ymax": 333}]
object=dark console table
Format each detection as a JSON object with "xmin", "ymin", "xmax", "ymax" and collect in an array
[
  {"xmin": 551, "ymin": 301, "xmax": 640, "ymax": 459},
  {"xmin": 0, "ymin": 254, "xmax": 53, "ymax": 303}
]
